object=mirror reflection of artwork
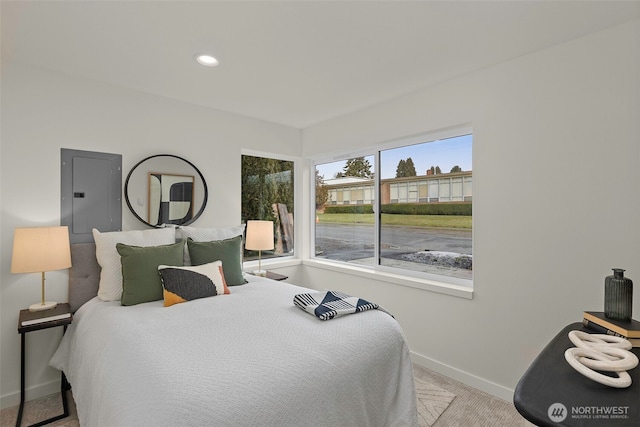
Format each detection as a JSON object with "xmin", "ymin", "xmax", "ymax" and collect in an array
[
  {"xmin": 125, "ymin": 154, "xmax": 208, "ymax": 228},
  {"xmin": 148, "ymin": 173, "xmax": 194, "ymax": 226}
]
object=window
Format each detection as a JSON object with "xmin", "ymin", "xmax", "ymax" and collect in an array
[
  {"xmin": 241, "ymin": 155, "xmax": 294, "ymax": 261},
  {"xmin": 314, "ymin": 133, "xmax": 472, "ymax": 285},
  {"xmin": 315, "ymin": 156, "xmax": 376, "ymax": 263}
]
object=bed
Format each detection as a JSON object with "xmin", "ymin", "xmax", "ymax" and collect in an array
[{"xmin": 50, "ymin": 227, "xmax": 418, "ymax": 426}]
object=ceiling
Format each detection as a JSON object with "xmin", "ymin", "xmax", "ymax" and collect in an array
[{"xmin": 2, "ymin": 1, "xmax": 639, "ymax": 129}]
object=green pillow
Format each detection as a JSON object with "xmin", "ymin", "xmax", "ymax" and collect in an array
[
  {"xmin": 117, "ymin": 241, "xmax": 184, "ymax": 306},
  {"xmin": 187, "ymin": 235, "xmax": 246, "ymax": 286}
]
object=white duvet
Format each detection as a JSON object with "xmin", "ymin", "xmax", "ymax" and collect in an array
[{"xmin": 51, "ymin": 276, "xmax": 418, "ymax": 427}]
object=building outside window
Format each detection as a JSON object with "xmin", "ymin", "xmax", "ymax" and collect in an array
[
  {"xmin": 315, "ymin": 132, "xmax": 472, "ymax": 285},
  {"xmin": 315, "ymin": 157, "xmax": 376, "ymax": 263}
]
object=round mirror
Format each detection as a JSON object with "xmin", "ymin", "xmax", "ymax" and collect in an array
[{"xmin": 125, "ymin": 154, "xmax": 208, "ymax": 228}]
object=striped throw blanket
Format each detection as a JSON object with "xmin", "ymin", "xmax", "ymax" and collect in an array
[{"xmin": 293, "ymin": 290, "xmax": 384, "ymax": 320}]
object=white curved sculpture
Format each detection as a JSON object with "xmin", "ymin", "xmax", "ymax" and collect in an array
[
  {"xmin": 565, "ymin": 330, "xmax": 638, "ymax": 388},
  {"xmin": 568, "ymin": 330, "xmax": 632, "ymax": 350}
]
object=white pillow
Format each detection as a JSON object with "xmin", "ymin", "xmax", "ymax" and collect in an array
[
  {"xmin": 177, "ymin": 225, "xmax": 245, "ymax": 265},
  {"xmin": 93, "ymin": 228, "xmax": 176, "ymax": 301}
]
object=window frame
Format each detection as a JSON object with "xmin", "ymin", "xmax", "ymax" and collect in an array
[{"xmin": 310, "ymin": 126, "xmax": 473, "ymax": 296}]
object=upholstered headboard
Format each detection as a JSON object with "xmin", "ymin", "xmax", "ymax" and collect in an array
[{"xmin": 69, "ymin": 243, "xmax": 101, "ymax": 312}]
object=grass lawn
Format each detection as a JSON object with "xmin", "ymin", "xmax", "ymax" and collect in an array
[{"xmin": 316, "ymin": 213, "xmax": 472, "ymax": 229}]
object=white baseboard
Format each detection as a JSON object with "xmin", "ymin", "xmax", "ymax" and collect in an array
[
  {"xmin": 411, "ymin": 351, "xmax": 515, "ymax": 402},
  {"xmin": 0, "ymin": 379, "xmax": 60, "ymax": 410}
]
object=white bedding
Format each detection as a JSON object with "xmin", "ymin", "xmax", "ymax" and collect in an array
[{"xmin": 51, "ymin": 275, "xmax": 418, "ymax": 426}]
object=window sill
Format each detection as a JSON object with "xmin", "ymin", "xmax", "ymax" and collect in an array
[
  {"xmin": 302, "ymin": 259, "xmax": 473, "ymax": 300},
  {"xmin": 243, "ymin": 257, "xmax": 302, "ymax": 271}
]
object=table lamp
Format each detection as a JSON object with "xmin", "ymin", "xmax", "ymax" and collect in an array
[
  {"xmin": 11, "ymin": 226, "xmax": 72, "ymax": 311},
  {"xmin": 245, "ymin": 220, "xmax": 274, "ymax": 277}
]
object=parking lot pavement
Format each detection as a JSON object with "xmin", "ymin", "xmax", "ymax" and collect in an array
[{"xmin": 315, "ymin": 223, "xmax": 472, "ymax": 280}]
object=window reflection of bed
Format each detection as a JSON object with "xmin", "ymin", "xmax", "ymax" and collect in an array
[{"xmin": 52, "ymin": 229, "xmax": 418, "ymax": 427}]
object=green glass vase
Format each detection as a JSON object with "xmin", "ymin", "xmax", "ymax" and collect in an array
[{"xmin": 604, "ymin": 268, "xmax": 633, "ymax": 321}]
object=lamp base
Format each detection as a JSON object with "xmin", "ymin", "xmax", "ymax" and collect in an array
[
  {"xmin": 29, "ymin": 301, "xmax": 58, "ymax": 312},
  {"xmin": 253, "ymin": 270, "xmax": 267, "ymax": 277}
]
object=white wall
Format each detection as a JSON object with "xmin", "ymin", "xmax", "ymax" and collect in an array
[
  {"xmin": 302, "ymin": 20, "xmax": 640, "ymax": 399},
  {"xmin": 0, "ymin": 63, "xmax": 301, "ymax": 408}
]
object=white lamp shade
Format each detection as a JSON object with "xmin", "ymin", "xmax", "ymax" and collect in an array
[
  {"xmin": 245, "ymin": 220, "xmax": 275, "ymax": 251},
  {"xmin": 11, "ymin": 226, "xmax": 72, "ymax": 273}
]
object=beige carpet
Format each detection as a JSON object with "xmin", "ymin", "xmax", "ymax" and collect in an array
[
  {"xmin": 415, "ymin": 377, "xmax": 456, "ymax": 426},
  {"xmin": 0, "ymin": 392, "xmax": 78, "ymax": 427},
  {"xmin": 1, "ymin": 374, "xmax": 454, "ymax": 427},
  {"xmin": 413, "ymin": 365, "xmax": 535, "ymax": 427}
]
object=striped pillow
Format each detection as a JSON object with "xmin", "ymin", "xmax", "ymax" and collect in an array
[{"xmin": 158, "ymin": 261, "xmax": 230, "ymax": 307}]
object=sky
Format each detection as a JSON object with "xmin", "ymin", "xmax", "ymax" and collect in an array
[{"xmin": 316, "ymin": 134, "xmax": 472, "ymax": 180}]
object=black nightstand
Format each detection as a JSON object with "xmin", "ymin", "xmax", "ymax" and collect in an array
[
  {"xmin": 17, "ymin": 303, "xmax": 73, "ymax": 427},
  {"xmin": 265, "ymin": 271, "xmax": 288, "ymax": 281},
  {"xmin": 514, "ymin": 323, "xmax": 639, "ymax": 426}
]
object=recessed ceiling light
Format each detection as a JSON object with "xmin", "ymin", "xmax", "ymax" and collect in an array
[{"xmin": 195, "ymin": 54, "xmax": 219, "ymax": 67}]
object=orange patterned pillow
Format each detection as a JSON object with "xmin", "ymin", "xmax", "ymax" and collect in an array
[{"xmin": 158, "ymin": 261, "xmax": 230, "ymax": 307}]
